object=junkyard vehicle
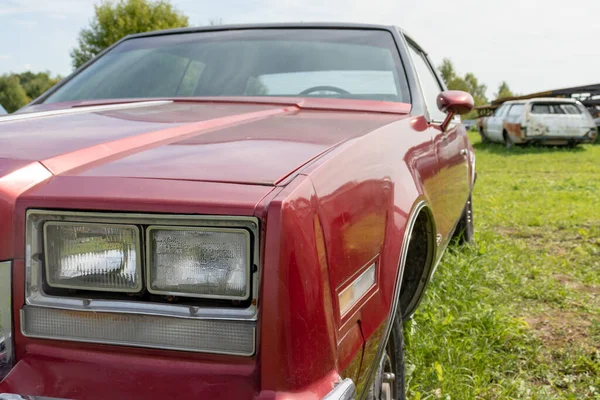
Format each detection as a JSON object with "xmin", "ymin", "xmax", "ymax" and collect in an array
[
  {"xmin": 483, "ymin": 98, "xmax": 597, "ymax": 148},
  {"xmin": 0, "ymin": 23, "xmax": 475, "ymax": 400},
  {"xmin": 475, "ymin": 105, "xmax": 496, "ymax": 143},
  {"xmin": 462, "ymin": 119, "xmax": 476, "ymax": 131}
]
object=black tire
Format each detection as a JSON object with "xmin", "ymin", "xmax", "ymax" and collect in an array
[
  {"xmin": 503, "ymin": 131, "xmax": 514, "ymax": 150},
  {"xmin": 369, "ymin": 308, "xmax": 406, "ymax": 400},
  {"xmin": 453, "ymin": 195, "xmax": 474, "ymax": 244}
]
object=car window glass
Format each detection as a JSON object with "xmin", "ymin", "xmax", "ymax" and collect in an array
[
  {"xmin": 407, "ymin": 45, "xmax": 446, "ymax": 122},
  {"xmin": 507, "ymin": 104, "xmax": 525, "ymax": 118},
  {"xmin": 560, "ymin": 104, "xmax": 581, "ymax": 114},
  {"xmin": 43, "ymin": 29, "xmax": 409, "ymax": 104},
  {"xmin": 495, "ymin": 105, "xmax": 508, "ymax": 117},
  {"xmin": 177, "ymin": 60, "xmax": 206, "ymax": 96},
  {"xmin": 246, "ymin": 70, "xmax": 398, "ymax": 98},
  {"xmin": 531, "ymin": 104, "xmax": 552, "ymax": 114}
]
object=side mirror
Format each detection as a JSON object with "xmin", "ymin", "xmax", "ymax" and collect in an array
[{"xmin": 436, "ymin": 90, "xmax": 474, "ymax": 131}]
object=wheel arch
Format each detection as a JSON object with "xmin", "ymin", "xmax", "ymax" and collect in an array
[
  {"xmin": 398, "ymin": 204, "xmax": 437, "ymax": 320},
  {"xmin": 357, "ymin": 199, "xmax": 437, "ymax": 399}
]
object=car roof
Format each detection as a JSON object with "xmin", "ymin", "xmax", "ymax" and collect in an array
[{"xmin": 124, "ymin": 22, "xmax": 401, "ymax": 41}]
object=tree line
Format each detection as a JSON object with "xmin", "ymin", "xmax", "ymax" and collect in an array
[
  {"xmin": 0, "ymin": 0, "xmax": 515, "ymax": 115},
  {"xmin": 0, "ymin": 72, "xmax": 62, "ymax": 113}
]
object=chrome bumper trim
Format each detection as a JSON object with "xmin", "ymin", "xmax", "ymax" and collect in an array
[{"xmin": 323, "ymin": 378, "xmax": 356, "ymax": 400}]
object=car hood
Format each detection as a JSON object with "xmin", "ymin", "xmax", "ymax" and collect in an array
[{"xmin": 0, "ymin": 99, "xmax": 407, "ymax": 186}]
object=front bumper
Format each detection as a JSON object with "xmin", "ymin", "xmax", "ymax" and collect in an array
[{"xmin": 1, "ymin": 353, "xmax": 356, "ymax": 400}]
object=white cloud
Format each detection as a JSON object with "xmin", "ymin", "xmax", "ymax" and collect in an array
[{"xmin": 0, "ymin": 55, "xmax": 10, "ymax": 61}]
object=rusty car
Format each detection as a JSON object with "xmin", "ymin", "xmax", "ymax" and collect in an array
[
  {"xmin": 0, "ymin": 23, "xmax": 475, "ymax": 400},
  {"xmin": 479, "ymin": 98, "xmax": 597, "ymax": 148}
]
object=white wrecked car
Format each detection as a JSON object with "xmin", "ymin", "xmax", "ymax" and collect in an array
[{"xmin": 482, "ymin": 98, "xmax": 597, "ymax": 148}]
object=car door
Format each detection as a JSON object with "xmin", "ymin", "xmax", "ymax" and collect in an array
[
  {"xmin": 487, "ymin": 105, "xmax": 507, "ymax": 141},
  {"xmin": 407, "ymin": 44, "xmax": 471, "ymax": 247}
]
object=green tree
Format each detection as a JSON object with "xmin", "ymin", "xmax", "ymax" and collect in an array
[
  {"xmin": 17, "ymin": 71, "xmax": 62, "ymax": 100},
  {"xmin": 70, "ymin": 0, "xmax": 189, "ymax": 69},
  {"xmin": 437, "ymin": 58, "xmax": 488, "ymax": 119},
  {"xmin": 495, "ymin": 81, "xmax": 514, "ymax": 99},
  {"xmin": 438, "ymin": 58, "xmax": 456, "ymax": 87},
  {"xmin": 0, "ymin": 75, "xmax": 30, "ymax": 113}
]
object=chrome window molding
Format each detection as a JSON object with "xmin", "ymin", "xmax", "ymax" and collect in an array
[
  {"xmin": 145, "ymin": 226, "xmax": 252, "ymax": 301},
  {"xmin": 25, "ymin": 210, "xmax": 260, "ymax": 322}
]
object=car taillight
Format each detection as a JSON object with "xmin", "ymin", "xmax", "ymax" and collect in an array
[{"xmin": 0, "ymin": 261, "xmax": 13, "ymax": 380}]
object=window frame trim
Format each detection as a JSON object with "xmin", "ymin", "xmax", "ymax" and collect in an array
[{"xmin": 404, "ymin": 37, "xmax": 447, "ymax": 123}]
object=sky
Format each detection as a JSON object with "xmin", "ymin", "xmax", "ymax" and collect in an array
[{"xmin": 1, "ymin": 0, "xmax": 599, "ymax": 99}]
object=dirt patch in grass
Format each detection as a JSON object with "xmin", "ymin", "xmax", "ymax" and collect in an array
[
  {"xmin": 498, "ymin": 225, "xmax": 599, "ymax": 258},
  {"xmin": 524, "ymin": 311, "xmax": 598, "ymax": 350},
  {"xmin": 555, "ymin": 274, "xmax": 600, "ymax": 295}
]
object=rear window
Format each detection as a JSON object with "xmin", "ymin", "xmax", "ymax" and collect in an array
[{"xmin": 531, "ymin": 103, "xmax": 582, "ymax": 115}]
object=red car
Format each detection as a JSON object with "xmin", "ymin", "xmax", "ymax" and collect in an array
[{"xmin": 0, "ymin": 23, "xmax": 475, "ymax": 400}]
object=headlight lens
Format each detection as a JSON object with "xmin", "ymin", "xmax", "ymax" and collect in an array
[
  {"xmin": 147, "ymin": 227, "xmax": 251, "ymax": 300},
  {"xmin": 44, "ymin": 222, "xmax": 142, "ymax": 292}
]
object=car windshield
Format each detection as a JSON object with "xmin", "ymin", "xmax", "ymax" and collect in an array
[{"xmin": 43, "ymin": 29, "xmax": 409, "ymax": 104}]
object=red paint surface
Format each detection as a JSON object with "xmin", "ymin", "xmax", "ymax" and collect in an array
[
  {"xmin": 1, "ymin": 101, "xmax": 403, "ymax": 186},
  {"xmin": 2, "ymin": 346, "xmax": 256, "ymax": 400},
  {"xmin": 0, "ymin": 93, "xmax": 473, "ymax": 399},
  {"xmin": 437, "ymin": 90, "xmax": 475, "ymax": 115}
]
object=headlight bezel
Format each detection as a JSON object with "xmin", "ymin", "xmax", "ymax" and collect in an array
[
  {"xmin": 26, "ymin": 210, "xmax": 260, "ymax": 321},
  {"xmin": 145, "ymin": 225, "xmax": 252, "ymax": 301}
]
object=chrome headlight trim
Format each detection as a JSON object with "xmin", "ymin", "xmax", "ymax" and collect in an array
[{"xmin": 26, "ymin": 210, "xmax": 260, "ymax": 322}]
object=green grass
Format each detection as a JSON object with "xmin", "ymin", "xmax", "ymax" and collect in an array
[{"xmin": 405, "ymin": 132, "xmax": 600, "ymax": 399}]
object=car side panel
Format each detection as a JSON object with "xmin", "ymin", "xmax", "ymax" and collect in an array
[
  {"xmin": 433, "ymin": 121, "xmax": 471, "ymax": 247},
  {"xmin": 259, "ymin": 176, "xmax": 339, "ymax": 394},
  {"xmin": 305, "ymin": 117, "xmax": 439, "ymax": 394},
  {"xmin": 486, "ymin": 115, "xmax": 503, "ymax": 142}
]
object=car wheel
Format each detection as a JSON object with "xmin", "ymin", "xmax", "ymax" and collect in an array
[
  {"xmin": 369, "ymin": 308, "xmax": 406, "ymax": 400},
  {"xmin": 503, "ymin": 131, "xmax": 514, "ymax": 150},
  {"xmin": 453, "ymin": 195, "xmax": 474, "ymax": 244}
]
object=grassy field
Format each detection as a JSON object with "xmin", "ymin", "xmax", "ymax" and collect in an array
[{"xmin": 405, "ymin": 132, "xmax": 600, "ymax": 399}]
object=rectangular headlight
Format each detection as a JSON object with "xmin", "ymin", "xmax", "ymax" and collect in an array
[
  {"xmin": 147, "ymin": 226, "xmax": 251, "ymax": 300},
  {"xmin": 44, "ymin": 222, "xmax": 142, "ymax": 292}
]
